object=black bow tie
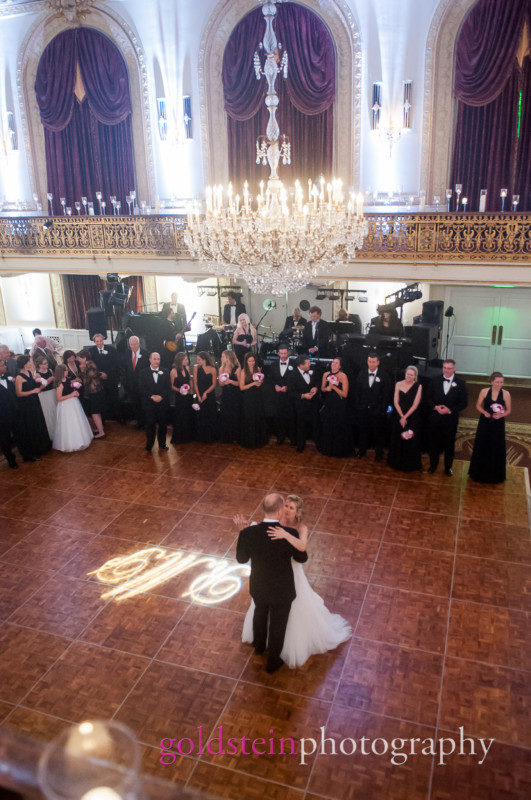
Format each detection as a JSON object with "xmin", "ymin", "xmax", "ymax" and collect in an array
[
  {"xmin": 280, "ymin": 362, "xmax": 288, "ymax": 365},
  {"xmin": 444, "ymin": 378, "xmax": 452, "ymax": 382}
]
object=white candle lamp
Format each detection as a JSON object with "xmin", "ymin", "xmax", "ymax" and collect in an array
[
  {"xmin": 433, "ymin": 195, "xmax": 440, "ymax": 212},
  {"xmin": 512, "ymin": 194, "xmax": 519, "ymax": 212},
  {"xmin": 81, "ymin": 196, "xmax": 88, "ymax": 214},
  {"xmin": 95, "ymin": 191, "xmax": 102, "ymax": 215},
  {"xmin": 455, "ymin": 183, "xmax": 462, "ymax": 212},
  {"xmin": 462, "ymin": 197, "xmax": 468, "ymax": 211},
  {"xmin": 445, "ymin": 189, "xmax": 452, "ymax": 212},
  {"xmin": 500, "ymin": 187, "xmax": 508, "ymax": 212},
  {"xmin": 60, "ymin": 197, "xmax": 66, "ymax": 215},
  {"xmin": 46, "ymin": 192, "xmax": 53, "ymax": 216},
  {"xmin": 75, "ymin": 201, "xmax": 81, "ymax": 215},
  {"xmin": 479, "ymin": 189, "xmax": 487, "ymax": 213}
]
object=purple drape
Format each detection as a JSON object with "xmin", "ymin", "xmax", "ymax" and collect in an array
[
  {"xmin": 35, "ymin": 28, "xmax": 135, "ymax": 215},
  {"xmin": 450, "ymin": 0, "xmax": 529, "ymax": 211},
  {"xmin": 515, "ymin": 57, "xmax": 530, "ymax": 209},
  {"xmin": 222, "ymin": 2, "xmax": 335, "ymax": 187}
]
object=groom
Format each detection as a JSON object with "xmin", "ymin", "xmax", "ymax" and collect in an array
[{"xmin": 236, "ymin": 492, "xmax": 308, "ymax": 673}]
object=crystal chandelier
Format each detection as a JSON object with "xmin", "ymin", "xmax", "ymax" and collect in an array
[{"xmin": 184, "ymin": 0, "xmax": 368, "ymax": 296}]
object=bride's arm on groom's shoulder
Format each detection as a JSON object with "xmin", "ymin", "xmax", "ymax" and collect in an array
[{"xmin": 268, "ymin": 523, "xmax": 309, "ymax": 554}]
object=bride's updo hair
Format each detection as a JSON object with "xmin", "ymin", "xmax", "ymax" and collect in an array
[{"xmin": 286, "ymin": 494, "xmax": 303, "ymax": 522}]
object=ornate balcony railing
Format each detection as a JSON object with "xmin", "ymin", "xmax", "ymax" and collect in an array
[{"xmin": 0, "ymin": 213, "xmax": 529, "ymax": 262}]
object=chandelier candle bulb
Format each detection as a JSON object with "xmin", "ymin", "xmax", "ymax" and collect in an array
[{"xmin": 356, "ymin": 192, "xmax": 364, "ymax": 217}]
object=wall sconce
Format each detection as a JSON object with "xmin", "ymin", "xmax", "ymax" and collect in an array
[
  {"xmin": 403, "ymin": 80, "xmax": 412, "ymax": 129},
  {"xmin": 370, "ymin": 81, "xmax": 413, "ymax": 156},
  {"xmin": 183, "ymin": 95, "xmax": 192, "ymax": 139},
  {"xmin": 157, "ymin": 97, "xmax": 168, "ymax": 141},
  {"xmin": 370, "ymin": 83, "xmax": 382, "ymax": 130}
]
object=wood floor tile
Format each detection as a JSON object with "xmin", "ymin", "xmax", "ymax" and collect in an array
[
  {"xmin": 135, "ymin": 477, "xmax": 211, "ymax": 511},
  {"xmin": 217, "ymin": 460, "xmax": 283, "ymax": 489},
  {"xmin": 457, "ymin": 518, "xmax": 531, "ymax": 563},
  {"xmin": 115, "ymin": 450, "xmax": 171, "ymax": 474},
  {"xmin": 115, "ymin": 661, "xmax": 235, "ymax": 747},
  {"xmin": 0, "ymin": 623, "xmax": 70, "ymax": 703},
  {"xmin": 0, "ymin": 700, "xmax": 14, "ymax": 722},
  {"xmin": 447, "ymin": 600, "xmax": 530, "ymax": 669},
  {"xmin": 72, "ymin": 442, "xmax": 134, "ymax": 467},
  {"xmin": 308, "ymin": 705, "xmax": 434, "ymax": 800},
  {"xmin": 384, "ymin": 508, "xmax": 457, "ymax": 552},
  {"xmin": 0, "ymin": 525, "xmax": 91, "ymax": 572},
  {"xmin": 193, "ymin": 484, "xmax": 261, "ymax": 517},
  {"xmin": 1, "ymin": 487, "xmax": 71, "ymax": 522},
  {"xmin": 431, "ymin": 738, "xmax": 531, "ymax": 800},
  {"xmin": 356, "ymin": 585, "xmax": 449, "ymax": 653},
  {"xmin": 46, "ymin": 496, "xmax": 129, "ymax": 534},
  {"xmin": 0, "ymin": 563, "xmax": 51, "ymax": 620},
  {"xmin": 305, "ymin": 574, "xmax": 367, "ymax": 628},
  {"xmin": 99, "ymin": 502, "xmax": 182, "ymax": 544},
  {"xmin": 59, "ymin": 535, "xmax": 150, "ymax": 580},
  {"xmin": 452, "ymin": 555, "xmax": 531, "ymax": 611},
  {"xmin": 80, "ymin": 593, "xmax": 188, "ymax": 657},
  {"xmin": 307, "ymin": 533, "xmax": 379, "ymax": 582},
  {"xmin": 203, "ymin": 682, "xmax": 330, "ymax": 788},
  {"xmin": 273, "ymin": 465, "xmax": 341, "ymax": 499},
  {"xmin": 440, "ymin": 657, "xmax": 531, "ymax": 747},
  {"xmin": 0, "ymin": 516, "xmax": 37, "ymax": 556},
  {"xmin": 30, "ymin": 463, "xmax": 105, "ymax": 493},
  {"xmin": 141, "ymin": 744, "xmax": 197, "ymax": 784},
  {"xmin": 335, "ymin": 638, "xmax": 443, "ymax": 726},
  {"xmin": 393, "ymin": 482, "xmax": 461, "ymax": 516},
  {"xmin": 0, "ymin": 483, "xmax": 24, "ymax": 505},
  {"xmin": 86, "ymin": 468, "xmax": 159, "ymax": 501},
  {"xmin": 8, "ymin": 575, "xmax": 107, "ymax": 637},
  {"xmin": 165, "ymin": 454, "xmax": 229, "ymax": 481},
  {"xmin": 158, "ymin": 605, "xmax": 249, "ymax": 677},
  {"xmin": 24, "ymin": 641, "xmax": 148, "ymax": 721},
  {"xmin": 189, "ymin": 762, "xmax": 304, "ymax": 800},
  {"xmin": 2, "ymin": 706, "xmax": 70, "ymax": 741},
  {"xmin": 315, "ymin": 499, "xmax": 388, "ymax": 539},
  {"xmin": 331, "ymin": 473, "xmax": 399, "ymax": 506},
  {"xmin": 372, "ymin": 543, "xmax": 454, "ymax": 596},
  {"xmin": 460, "ymin": 488, "xmax": 530, "ymax": 526},
  {"xmin": 162, "ymin": 511, "xmax": 237, "ymax": 555}
]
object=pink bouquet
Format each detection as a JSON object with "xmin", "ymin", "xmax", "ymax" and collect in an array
[
  {"xmin": 253, "ymin": 372, "xmax": 264, "ymax": 382},
  {"xmin": 327, "ymin": 374, "xmax": 339, "ymax": 385},
  {"xmin": 401, "ymin": 429, "xmax": 415, "ymax": 440},
  {"xmin": 39, "ymin": 377, "xmax": 48, "ymax": 386},
  {"xmin": 219, "ymin": 372, "xmax": 229, "ymax": 383},
  {"xmin": 490, "ymin": 403, "xmax": 504, "ymax": 414},
  {"xmin": 179, "ymin": 384, "xmax": 190, "ymax": 395},
  {"xmin": 71, "ymin": 380, "xmax": 82, "ymax": 389},
  {"xmin": 192, "ymin": 403, "xmax": 200, "ymax": 411}
]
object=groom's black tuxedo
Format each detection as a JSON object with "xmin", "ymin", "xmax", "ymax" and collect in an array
[
  {"xmin": 237, "ymin": 520, "xmax": 308, "ymax": 670},
  {"xmin": 426, "ymin": 373, "xmax": 468, "ymax": 471}
]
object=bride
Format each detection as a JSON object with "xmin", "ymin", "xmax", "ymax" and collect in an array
[{"xmin": 235, "ymin": 494, "xmax": 351, "ymax": 668}]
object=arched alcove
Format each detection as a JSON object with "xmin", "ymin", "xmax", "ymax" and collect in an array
[
  {"xmin": 17, "ymin": 3, "xmax": 154, "ymax": 205},
  {"xmin": 198, "ymin": 0, "xmax": 362, "ymax": 188}
]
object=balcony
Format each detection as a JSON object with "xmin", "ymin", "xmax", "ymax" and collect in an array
[{"xmin": 0, "ymin": 212, "xmax": 528, "ymax": 264}]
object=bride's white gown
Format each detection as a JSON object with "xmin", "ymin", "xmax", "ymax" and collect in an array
[{"xmin": 242, "ymin": 561, "xmax": 352, "ymax": 668}]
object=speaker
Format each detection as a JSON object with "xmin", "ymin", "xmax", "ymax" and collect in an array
[
  {"xmin": 86, "ymin": 308, "xmax": 107, "ymax": 340},
  {"xmin": 410, "ymin": 324, "xmax": 439, "ymax": 361},
  {"xmin": 421, "ymin": 301, "xmax": 444, "ymax": 327}
]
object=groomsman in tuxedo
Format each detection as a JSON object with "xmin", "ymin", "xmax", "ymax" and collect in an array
[
  {"xmin": 31, "ymin": 334, "xmax": 58, "ymax": 371},
  {"xmin": 302, "ymin": 306, "xmax": 330, "ymax": 357},
  {"xmin": 236, "ymin": 492, "xmax": 308, "ymax": 673},
  {"xmin": 120, "ymin": 335, "xmax": 149, "ymax": 427},
  {"xmin": 89, "ymin": 333, "xmax": 120, "ymax": 420},
  {"xmin": 223, "ymin": 292, "xmax": 246, "ymax": 325},
  {"xmin": 266, "ymin": 345, "xmax": 294, "ymax": 445},
  {"xmin": 139, "ymin": 351, "xmax": 171, "ymax": 452},
  {"xmin": 288, "ymin": 355, "xmax": 320, "ymax": 452},
  {"xmin": 426, "ymin": 359, "xmax": 468, "ymax": 475},
  {"xmin": 0, "ymin": 356, "xmax": 19, "ymax": 468},
  {"xmin": 354, "ymin": 352, "xmax": 392, "ymax": 460}
]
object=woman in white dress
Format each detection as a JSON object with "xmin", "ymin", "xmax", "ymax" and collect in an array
[
  {"xmin": 239, "ymin": 495, "xmax": 351, "ymax": 668},
  {"xmin": 52, "ymin": 364, "xmax": 94, "ymax": 452}
]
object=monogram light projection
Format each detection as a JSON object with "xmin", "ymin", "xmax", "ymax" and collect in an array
[{"xmin": 89, "ymin": 548, "xmax": 250, "ymax": 604}]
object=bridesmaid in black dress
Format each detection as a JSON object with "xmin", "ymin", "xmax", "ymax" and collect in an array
[
  {"xmin": 387, "ymin": 365, "xmax": 423, "ymax": 472},
  {"xmin": 170, "ymin": 352, "xmax": 195, "ymax": 444},
  {"xmin": 469, "ymin": 372, "xmax": 511, "ymax": 484},
  {"xmin": 218, "ymin": 350, "xmax": 241, "ymax": 443},
  {"xmin": 239, "ymin": 353, "xmax": 268, "ymax": 449},
  {"xmin": 194, "ymin": 351, "xmax": 218, "ymax": 442},
  {"xmin": 318, "ymin": 357, "xmax": 351, "ymax": 457},
  {"xmin": 232, "ymin": 314, "xmax": 257, "ymax": 367},
  {"xmin": 14, "ymin": 355, "xmax": 52, "ymax": 461}
]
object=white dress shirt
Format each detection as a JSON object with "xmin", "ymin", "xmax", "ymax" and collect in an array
[
  {"xmin": 368, "ymin": 370, "xmax": 377, "ymax": 387},
  {"xmin": 279, "ymin": 360, "xmax": 289, "ymax": 376},
  {"xmin": 299, "ymin": 368, "xmax": 310, "ymax": 384},
  {"xmin": 443, "ymin": 377, "xmax": 453, "ymax": 395}
]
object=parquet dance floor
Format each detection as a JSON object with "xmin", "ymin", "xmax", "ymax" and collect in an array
[{"xmin": 0, "ymin": 425, "xmax": 529, "ymax": 800}]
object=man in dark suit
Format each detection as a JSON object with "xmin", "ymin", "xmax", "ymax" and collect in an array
[
  {"xmin": 120, "ymin": 335, "xmax": 149, "ymax": 427},
  {"xmin": 426, "ymin": 359, "xmax": 468, "ymax": 475},
  {"xmin": 169, "ymin": 292, "xmax": 187, "ymax": 333},
  {"xmin": 223, "ymin": 292, "xmax": 246, "ymax": 325},
  {"xmin": 89, "ymin": 333, "xmax": 120, "ymax": 419},
  {"xmin": 139, "ymin": 351, "xmax": 171, "ymax": 452},
  {"xmin": 0, "ymin": 356, "xmax": 19, "ymax": 468},
  {"xmin": 31, "ymin": 335, "xmax": 58, "ymax": 371},
  {"xmin": 266, "ymin": 344, "xmax": 294, "ymax": 445},
  {"xmin": 354, "ymin": 352, "xmax": 392, "ymax": 460},
  {"xmin": 288, "ymin": 355, "xmax": 320, "ymax": 452},
  {"xmin": 280, "ymin": 308, "xmax": 307, "ymax": 338},
  {"xmin": 236, "ymin": 492, "xmax": 308, "ymax": 673},
  {"xmin": 302, "ymin": 306, "xmax": 330, "ymax": 357}
]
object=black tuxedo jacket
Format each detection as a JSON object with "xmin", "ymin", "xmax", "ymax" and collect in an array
[
  {"xmin": 288, "ymin": 368, "xmax": 320, "ymax": 405},
  {"xmin": 89, "ymin": 344, "xmax": 119, "ymax": 381},
  {"xmin": 139, "ymin": 368, "xmax": 171, "ymax": 406},
  {"xmin": 266, "ymin": 360, "xmax": 294, "ymax": 388},
  {"xmin": 283, "ymin": 315, "xmax": 307, "ymax": 332},
  {"xmin": 223, "ymin": 301, "xmax": 246, "ymax": 324},
  {"xmin": 426, "ymin": 375, "xmax": 468, "ymax": 418},
  {"xmin": 236, "ymin": 521, "xmax": 308, "ymax": 605},
  {"xmin": 121, "ymin": 348, "xmax": 149, "ymax": 392},
  {"xmin": 0, "ymin": 378, "xmax": 18, "ymax": 425},
  {"xmin": 302, "ymin": 319, "xmax": 330, "ymax": 353},
  {"xmin": 354, "ymin": 368, "xmax": 392, "ymax": 415}
]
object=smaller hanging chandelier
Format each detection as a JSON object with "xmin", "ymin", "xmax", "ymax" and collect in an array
[{"xmin": 184, "ymin": 0, "xmax": 367, "ymax": 295}]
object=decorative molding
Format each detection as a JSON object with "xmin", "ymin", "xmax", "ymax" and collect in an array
[
  {"xmin": 420, "ymin": 0, "xmax": 478, "ymax": 201},
  {"xmin": 49, "ymin": 272, "xmax": 68, "ymax": 327},
  {"xmin": 197, "ymin": 0, "xmax": 362, "ymax": 189},
  {"xmin": 16, "ymin": 2, "xmax": 155, "ymax": 210},
  {"xmin": 141, "ymin": 274, "xmax": 157, "ymax": 311},
  {"xmin": 47, "ymin": 0, "xmax": 95, "ymax": 25},
  {"xmin": 0, "ymin": 213, "xmax": 528, "ymax": 264}
]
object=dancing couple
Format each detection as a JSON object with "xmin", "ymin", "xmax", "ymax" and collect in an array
[{"xmin": 236, "ymin": 493, "xmax": 351, "ymax": 673}]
